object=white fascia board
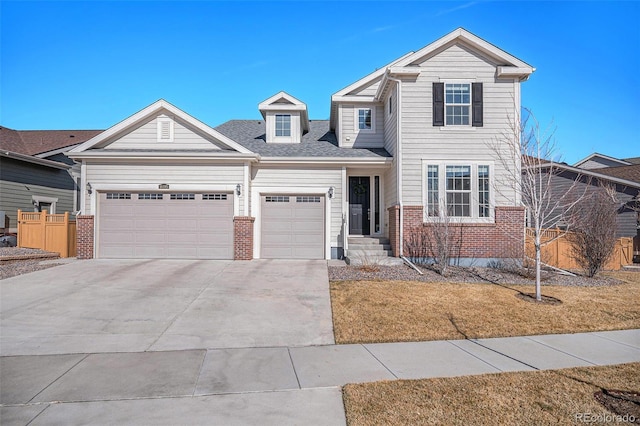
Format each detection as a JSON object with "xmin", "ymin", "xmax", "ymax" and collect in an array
[
  {"xmin": 332, "ymin": 52, "xmax": 414, "ymax": 97},
  {"xmin": 375, "ymin": 68, "xmax": 421, "ymax": 100},
  {"xmin": 395, "ymin": 28, "xmax": 534, "ymax": 71},
  {"xmin": 0, "ymin": 150, "xmax": 70, "ymax": 169},
  {"xmin": 66, "ymin": 150, "xmax": 260, "ymax": 162},
  {"xmin": 69, "ymin": 99, "xmax": 253, "ymax": 155},
  {"xmin": 523, "ymin": 162, "xmax": 640, "ymax": 189},
  {"xmin": 330, "ymin": 95, "xmax": 381, "ymax": 103},
  {"xmin": 258, "ymin": 91, "xmax": 306, "ymax": 109},
  {"xmin": 258, "ymin": 157, "xmax": 392, "ymax": 167},
  {"xmin": 497, "ymin": 66, "xmax": 535, "ymax": 80},
  {"xmin": 35, "ymin": 143, "xmax": 82, "ymax": 158}
]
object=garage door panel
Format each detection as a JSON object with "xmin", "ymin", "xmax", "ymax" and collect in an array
[
  {"xmin": 98, "ymin": 192, "xmax": 233, "ymax": 259},
  {"xmin": 261, "ymin": 195, "xmax": 324, "ymax": 259}
]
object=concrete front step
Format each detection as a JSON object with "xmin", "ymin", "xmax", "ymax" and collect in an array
[
  {"xmin": 345, "ymin": 255, "xmax": 404, "ymax": 266},
  {"xmin": 347, "ymin": 237, "xmax": 390, "ymax": 246},
  {"xmin": 347, "ymin": 249, "xmax": 394, "ymax": 257},
  {"xmin": 348, "ymin": 244, "xmax": 392, "ymax": 251}
]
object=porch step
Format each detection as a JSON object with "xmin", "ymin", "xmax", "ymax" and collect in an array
[{"xmin": 345, "ymin": 236, "xmax": 402, "ymax": 266}]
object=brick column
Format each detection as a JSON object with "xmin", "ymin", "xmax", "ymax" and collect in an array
[
  {"xmin": 233, "ymin": 216, "xmax": 255, "ymax": 260},
  {"xmin": 388, "ymin": 205, "xmax": 400, "ymax": 257},
  {"xmin": 76, "ymin": 215, "xmax": 94, "ymax": 259}
]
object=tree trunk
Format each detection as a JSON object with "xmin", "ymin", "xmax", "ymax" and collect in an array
[{"xmin": 535, "ymin": 237, "xmax": 542, "ymax": 301}]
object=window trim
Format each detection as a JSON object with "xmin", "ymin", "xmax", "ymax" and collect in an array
[
  {"xmin": 354, "ymin": 107, "xmax": 376, "ymax": 133},
  {"xmin": 422, "ymin": 161, "xmax": 494, "ymax": 223}
]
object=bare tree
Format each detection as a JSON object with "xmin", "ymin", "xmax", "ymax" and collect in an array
[
  {"xmin": 567, "ymin": 184, "xmax": 619, "ymax": 277},
  {"xmin": 489, "ymin": 108, "xmax": 588, "ymax": 301},
  {"xmin": 404, "ymin": 208, "xmax": 462, "ymax": 276}
]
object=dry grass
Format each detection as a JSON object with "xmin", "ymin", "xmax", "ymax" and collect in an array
[
  {"xmin": 330, "ymin": 279, "xmax": 640, "ymax": 344},
  {"xmin": 343, "ymin": 363, "xmax": 640, "ymax": 425}
]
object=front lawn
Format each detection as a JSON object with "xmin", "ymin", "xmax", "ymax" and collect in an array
[
  {"xmin": 330, "ymin": 272, "xmax": 640, "ymax": 344},
  {"xmin": 343, "ymin": 363, "xmax": 640, "ymax": 425}
]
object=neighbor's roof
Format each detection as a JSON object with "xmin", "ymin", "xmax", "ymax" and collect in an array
[
  {"xmin": 594, "ymin": 164, "xmax": 640, "ymax": 183},
  {"xmin": 0, "ymin": 127, "xmax": 102, "ymax": 156},
  {"xmin": 215, "ymin": 120, "xmax": 391, "ymax": 159}
]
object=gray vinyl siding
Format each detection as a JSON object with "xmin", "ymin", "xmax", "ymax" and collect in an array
[
  {"xmin": 251, "ymin": 167, "xmax": 343, "ymax": 247},
  {"xmin": 105, "ymin": 116, "xmax": 224, "ymax": 150},
  {"xmin": 84, "ymin": 163, "xmax": 246, "ymax": 215},
  {"xmin": 578, "ymin": 158, "xmax": 628, "ymax": 170},
  {"xmin": 399, "ymin": 42, "xmax": 519, "ymax": 208},
  {"xmin": 46, "ymin": 153, "xmax": 76, "ymax": 166},
  {"xmin": 0, "ymin": 157, "xmax": 74, "ymax": 190},
  {"xmin": 340, "ymin": 104, "xmax": 384, "ymax": 148},
  {"xmin": 548, "ymin": 171, "xmax": 638, "ymax": 238},
  {"xmin": 0, "ymin": 180, "xmax": 74, "ymax": 228},
  {"xmin": 383, "ymin": 87, "xmax": 399, "ymax": 212},
  {"xmin": 348, "ymin": 77, "xmax": 382, "ymax": 96}
]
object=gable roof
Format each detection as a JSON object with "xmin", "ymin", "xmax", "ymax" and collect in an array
[
  {"xmin": 573, "ymin": 152, "xmax": 632, "ymax": 168},
  {"xmin": 525, "ymin": 161, "xmax": 640, "ymax": 189},
  {"xmin": 0, "ymin": 127, "xmax": 101, "ymax": 156},
  {"xmin": 594, "ymin": 164, "xmax": 640, "ymax": 183},
  {"xmin": 258, "ymin": 91, "xmax": 309, "ymax": 132},
  {"xmin": 215, "ymin": 120, "xmax": 391, "ymax": 163},
  {"xmin": 68, "ymin": 99, "xmax": 253, "ymax": 156}
]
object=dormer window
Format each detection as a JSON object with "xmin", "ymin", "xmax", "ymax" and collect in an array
[
  {"xmin": 157, "ymin": 117, "xmax": 174, "ymax": 142},
  {"xmin": 358, "ymin": 108, "xmax": 372, "ymax": 130},
  {"xmin": 275, "ymin": 114, "xmax": 291, "ymax": 137}
]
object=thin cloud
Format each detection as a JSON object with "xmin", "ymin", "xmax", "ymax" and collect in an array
[{"xmin": 434, "ymin": 1, "xmax": 479, "ymax": 17}]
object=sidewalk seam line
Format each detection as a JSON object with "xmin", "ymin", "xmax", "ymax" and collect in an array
[
  {"xmin": 287, "ymin": 348, "xmax": 302, "ymax": 389},
  {"xmin": 191, "ymin": 349, "xmax": 209, "ymax": 396},
  {"xmin": 523, "ymin": 336, "xmax": 597, "ymax": 366},
  {"xmin": 467, "ymin": 340, "xmax": 540, "ymax": 371},
  {"xmin": 25, "ymin": 403, "xmax": 50, "ymax": 426},
  {"xmin": 361, "ymin": 344, "xmax": 398, "ymax": 379},
  {"xmin": 446, "ymin": 340, "xmax": 509, "ymax": 372},
  {"xmin": 27, "ymin": 353, "xmax": 90, "ymax": 404},
  {"xmin": 591, "ymin": 332, "xmax": 640, "ymax": 350}
]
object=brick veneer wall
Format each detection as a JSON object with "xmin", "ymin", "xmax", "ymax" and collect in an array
[
  {"xmin": 76, "ymin": 215, "xmax": 94, "ymax": 259},
  {"xmin": 233, "ymin": 216, "xmax": 255, "ymax": 260},
  {"xmin": 388, "ymin": 205, "xmax": 525, "ymax": 260}
]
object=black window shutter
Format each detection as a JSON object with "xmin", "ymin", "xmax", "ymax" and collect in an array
[
  {"xmin": 433, "ymin": 82, "xmax": 444, "ymax": 126},
  {"xmin": 472, "ymin": 82, "xmax": 483, "ymax": 127}
]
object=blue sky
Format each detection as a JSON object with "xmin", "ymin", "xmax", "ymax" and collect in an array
[{"xmin": 1, "ymin": 1, "xmax": 638, "ymax": 164}]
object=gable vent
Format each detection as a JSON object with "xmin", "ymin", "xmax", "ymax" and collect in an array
[{"xmin": 157, "ymin": 117, "xmax": 174, "ymax": 142}]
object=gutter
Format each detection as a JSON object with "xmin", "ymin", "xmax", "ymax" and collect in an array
[{"xmin": 0, "ymin": 150, "xmax": 71, "ymax": 170}]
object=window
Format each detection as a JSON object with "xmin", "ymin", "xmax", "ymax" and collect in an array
[
  {"xmin": 478, "ymin": 165, "xmax": 490, "ymax": 218},
  {"xmin": 265, "ymin": 196, "xmax": 289, "ymax": 202},
  {"xmin": 426, "ymin": 165, "xmax": 439, "ymax": 217},
  {"xmin": 170, "ymin": 193, "xmax": 195, "ymax": 200},
  {"xmin": 203, "ymin": 194, "xmax": 227, "ymax": 200},
  {"xmin": 138, "ymin": 193, "xmax": 163, "ymax": 200},
  {"xmin": 275, "ymin": 114, "xmax": 291, "ymax": 137},
  {"xmin": 446, "ymin": 165, "xmax": 471, "ymax": 216},
  {"xmin": 424, "ymin": 164, "xmax": 491, "ymax": 219},
  {"xmin": 357, "ymin": 108, "xmax": 373, "ymax": 130},
  {"xmin": 388, "ymin": 95, "xmax": 393, "ymax": 115},
  {"xmin": 445, "ymin": 83, "xmax": 471, "ymax": 126},
  {"xmin": 106, "ymin": 193, "xmax": 131, "ymax": 200}
]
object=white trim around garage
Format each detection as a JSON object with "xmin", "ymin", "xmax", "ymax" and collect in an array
[{"xmin": 251, "ymin": 186, "xmax": 332, "ymax": 260}]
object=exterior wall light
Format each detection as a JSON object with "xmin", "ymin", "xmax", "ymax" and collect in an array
[
  {"xmin": 236, "ymin": 184, "xmax": 242, "ymax": 196},
  {"xmin": 328, "ymin": 186, "xmax": 335, "ymax": 199},
  {"xmin": 86, "ymin": 182, "xmax": 92, "ymax": 195}
]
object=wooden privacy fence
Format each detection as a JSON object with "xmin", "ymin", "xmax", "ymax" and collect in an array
[
  {"xmin": 525, "ymin": 228, "xmax": 633, "ymax": 271},
  {"xmin": 17, "ymin": 210, "xmax": 77, "ymax": 258}
]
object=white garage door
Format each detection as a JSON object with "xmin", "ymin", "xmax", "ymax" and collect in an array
[
  {"xmin": 98, "ymin": 192, "xmax": 234, "ymax": 259},
  {"xmin": 261, "ymin": 195, "xmax": 325, "ymax": 259}
]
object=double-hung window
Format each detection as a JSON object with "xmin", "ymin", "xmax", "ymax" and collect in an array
[
  {"xmin": 275, "ymin": 114, "xmax": 291, "ymax": 137},
  {"xmin": 445, "ymin": 83, "xmax": 471, "ymax": 126},
  {"xmin": 425, "ymin": 163, "xmax": 492, "ymax": 219},
  {"xmin": 357, "ymin": 108, "xmax": 373, "ymax": 131}
]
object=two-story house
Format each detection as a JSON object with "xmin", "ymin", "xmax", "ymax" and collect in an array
[{"xmin": 67, "ymin": 28, "xmax": 534, "ymax": 263}]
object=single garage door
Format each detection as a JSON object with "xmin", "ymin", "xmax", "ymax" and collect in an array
[
  {"xmin": 98, "ymin": 192, "xmax": 233, "ymax": 259},
  {"xmin": 261, "ymin": 195, "xmax": 325, "ymax": 259}
]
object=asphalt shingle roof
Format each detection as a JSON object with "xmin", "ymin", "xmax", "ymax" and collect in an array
[
  {"xmin": 215, "ymin": 120, "xmax": 391, "ymax": 158},
  {"xmin": 595, "ymin": 164, "xmax": 640, "ymax": 184},
  {"xmin": 0, "ymin": 127, "xmax": 102, "ymax": 156}
]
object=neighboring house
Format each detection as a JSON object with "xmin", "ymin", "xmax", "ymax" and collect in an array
[
  {"xmin": 67, "ymin": 28, "xmax": 534, "ymax": 262},
  {"xmin": 0, "ymin": 127, "xmax": 101, "ymax": 232}
]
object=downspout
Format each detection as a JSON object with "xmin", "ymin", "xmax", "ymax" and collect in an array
[{"xmin": 388, "ymin": 76, "xmax": 403, "ymax": 257}]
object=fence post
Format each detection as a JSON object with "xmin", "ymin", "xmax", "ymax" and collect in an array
[
  {"xmin": 17, "ymin": 209, "xmax": 22, "ymax": 247},
  {"xmin": 41, "ymin": 210, "xmax": 47, "ymax": 250}
]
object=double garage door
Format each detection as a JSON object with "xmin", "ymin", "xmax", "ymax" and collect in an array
[
  {"xmin": 98, "ymin": 191, "xmax": 326, "ymax": 260},
  {"xmin": 98, "ymin": 192, "xmax": 234, "ymax": 259}
]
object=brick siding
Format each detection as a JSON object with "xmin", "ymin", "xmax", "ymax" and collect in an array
[
  {"xmin": 76, "ymin": 215, "xmax": 94, "ymax": 259},
  {"xmin": 233, "ymin": 216, "xmax": 255, "ymax": 260},
  {"xmin": 389, "ymin": 205, "xmax": 525, "ymax": 260}
]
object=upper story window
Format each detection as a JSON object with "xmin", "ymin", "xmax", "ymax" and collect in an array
[
  {"xmin": 433, "ymin": 82, "xmax": 483, "ymax": 127},
  {"xmin": 388, "ymin": 95, "xmax": 393, "ymax": 115},
  {"xmin": 275, "ymin": 114, "xmax": 291, "ymax": 137},
  {"xmin": 357, "ymin": 108, "xmax": 372, "ymax": 130},
  {"xmin": 445, "ymin": 84, "xmax": 470, "ymax": 126}
]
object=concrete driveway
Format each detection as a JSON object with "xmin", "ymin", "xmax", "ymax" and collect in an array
[{"xmin": 0, "ymin": 259, "xmax": 335, "ymax": 356}]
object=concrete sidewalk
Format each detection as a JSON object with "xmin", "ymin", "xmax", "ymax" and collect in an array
[{"xmin": 1, "ymin": 329, "xmax": 638, "ymax": 425}]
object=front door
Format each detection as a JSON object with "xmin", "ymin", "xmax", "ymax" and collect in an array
[{"xmin": 349, "ymin": 176, "xmax": 370, "ymax": 235}]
